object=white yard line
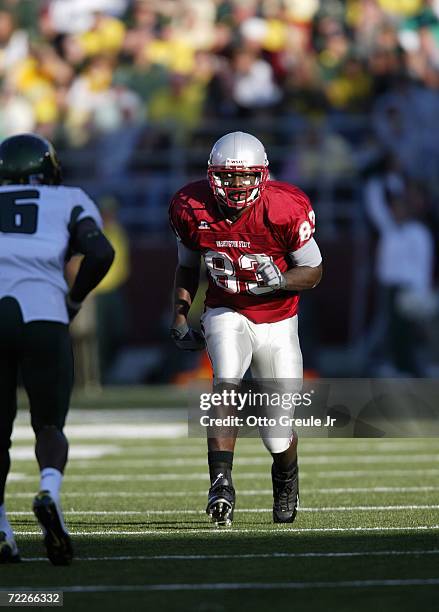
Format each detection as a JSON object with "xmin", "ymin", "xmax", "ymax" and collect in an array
[
  {"xmin": 306, "ymin": 486, "xmax": 439, "ymax": 493},
  {"xmin": 12, "ymin": 525, "xmax": 439, "ymax": 536},
  {"xmin": 10, "ymin": 423, "xmax": 439, "ymax": 447},
  {"xmin": 7, "ymin": 468, "xmax": 439, "ymax": 482},
  {"xmin": 104, "ymin": 441, "xmax": 439, "ymax": 455},
  {"xmin": 21, "ymin": 549, "xmax": 439, "ymax": 563},
  {"xmin": 8, "ymin": 485, "xmax": 439, "ymax": 499},
  {"xmin": 12, "ymin": 424, "xmax": 186, "ymax": 441},
  {"xmin": 9, "ymin": 579, "xmax": 439, "ymax": 592},
  {"xmin": 10, "ymin": 452, "xmax": 439, "ymax": 465},
  {"xmin": 8, "ymin": 505, "xmax": 439, "ymax": 517},
  {"xmin": 14, "ymin": 409, "xmax": 185, "ymax": 424},
  {"xmin": 66, "ymin": 454, "xmax": 439, "ymax": 468},
  {"xmin": 10, "ymin": 446, "xmax": 121, "ymax": 461}
]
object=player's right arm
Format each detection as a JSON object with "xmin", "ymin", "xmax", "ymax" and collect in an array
[
  {"xmin": 169, "ymin": 195, "xmax": 205, "ymax": 351},
  {"xmin": 171, "ymin": 244, "xmax": 204, "ymax": 350}
]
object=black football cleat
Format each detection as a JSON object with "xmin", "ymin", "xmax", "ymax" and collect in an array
[
  {"xmin": 0, "ymin": 531, "xmax": 20, "ymax": 563},
  {"xmin": 206, "ymin": 475, "xmax": 235, "ymax": 527},
  {"xmin": 33, "ymin": 491, "xmax": 73, "ymax": 566},
  {"xmin": 272, "ymin": 461, "xmax": 299, "ymax": 524}
]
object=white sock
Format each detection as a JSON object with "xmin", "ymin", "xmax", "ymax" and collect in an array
[
  {"xmin": 0, "ymin": 503, "xmax": 14, "ymax": 541},
  {"xmin": 40, "ymin": 468, "xmax": 63, "ymax": 503}
]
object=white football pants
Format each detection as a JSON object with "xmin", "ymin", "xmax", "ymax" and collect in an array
[{"xmin": 201, "ymin": 307, "xmax": 303, "ymax": 453}]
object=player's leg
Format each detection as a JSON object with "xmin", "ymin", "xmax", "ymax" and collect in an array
[
  {"xmin": 0, "ymin": 364, "xmax": 20, "ymax": 564},
  {"xmin": 20, "ymin": 320, "xmax": 74, "ymax": 565},
  {"xmin": 0, "ymin": 298, "xmax": 22, "ymax": 562},
  {"xmin": 0, "ymin": 359, "xmax": 20, "ymax": 563},
  {"xmin": 251, "ymin": 315, "xmax": 302, "ymax": 523},
  {"xmin": 201, "ymin": 307, "xmax": 253, "ymax": 525}
]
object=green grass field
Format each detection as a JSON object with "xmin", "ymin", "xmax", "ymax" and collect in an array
[{"xmin": 1, "ymin": 405, "xmax": 438, "ymax": 612}]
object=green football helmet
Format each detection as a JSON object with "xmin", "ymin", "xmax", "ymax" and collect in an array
[{"xmin": 0, "ymin": 133, "xmax": 62, "ymax": 185}]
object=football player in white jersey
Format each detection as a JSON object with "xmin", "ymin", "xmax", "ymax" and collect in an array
[{"xmin": 0, "ymin": 134, "xmax": 115, "ymax": 565}]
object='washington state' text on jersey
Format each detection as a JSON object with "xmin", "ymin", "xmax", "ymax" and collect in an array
[
  {"xmin": 169, "ymin": 180, "xmax": 316, "ymax": 324},
  {"xmin": 0, "ymin": 185, "xmax": 102, "ymax": 323}
]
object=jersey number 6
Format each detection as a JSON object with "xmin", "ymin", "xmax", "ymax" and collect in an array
[{"xmin": 0, "ymin": 190, "xmax": 39, "ymax": 234}]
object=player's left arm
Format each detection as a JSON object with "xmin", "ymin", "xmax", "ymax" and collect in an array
[
  {"xmin": 256, "ymin": 238, "xmax": 322, "ymax": 291},
  {"xmin": 284, "ymin": 237, "xmax": 322, "ymax": 290},
  {"xmin": 258, "ymin": 190, "xmax": 323, "ymax": 291},
  {"xmin": 282, "ymin": 264, "xmax": 322, "ymax": 290}
]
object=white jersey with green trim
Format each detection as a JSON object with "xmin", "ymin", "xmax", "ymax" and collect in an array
[{"xmin": 0, "ymin": 184, "xmax": 102, "ymax": 323}]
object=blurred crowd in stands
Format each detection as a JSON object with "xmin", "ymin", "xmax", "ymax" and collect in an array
[
  {"xmin": 2, "ymin": 0, "xmax": 439, "ymax": 200},
  {"xmin": 1, "ymin": 0, "xmax": 438, "ymax": 380},
  {"xmin": 1, "ymin": 0, "xmax": 439, "ymax": 147}
]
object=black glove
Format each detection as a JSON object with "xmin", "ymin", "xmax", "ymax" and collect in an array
[
  {"xmin": 170, "ymin": 322, "xmax": 205, "ymax": 351},
  {"xmin": 66, "ymin": 294, "xmax": 82, "ymax": 322}
]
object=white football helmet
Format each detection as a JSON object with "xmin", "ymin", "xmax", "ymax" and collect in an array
[{"xmin": 207, "ymin": 131, "xmax": 269, "ymax": 209}]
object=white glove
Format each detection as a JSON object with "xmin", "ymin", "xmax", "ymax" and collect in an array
[
  {"xmin": 171, "ymin": 322, "xmax": 205, "ymax": 351},
  {"xmin": 255, "ymin": 256, "xmax": 286, "ymax": 290}
]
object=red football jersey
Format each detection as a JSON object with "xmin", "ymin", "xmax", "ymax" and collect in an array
[{"xmin": 169, "ymin": 179, "xmax": 316, "ymax": 324}]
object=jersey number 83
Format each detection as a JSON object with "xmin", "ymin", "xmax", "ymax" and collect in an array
[{"xmin": 204, "ymin": 251, "xmax": 274, "ymax": 295}]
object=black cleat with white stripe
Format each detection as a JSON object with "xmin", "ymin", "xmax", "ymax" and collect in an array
[
  {"xmin": 272, "ymin": 461, "xmax": 299, "ymax": 524},
  {"xmin": 206, "ymin": 474, "xmax": 235, "ymax": 527}
]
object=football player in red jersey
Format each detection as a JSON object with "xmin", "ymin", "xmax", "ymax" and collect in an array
[{"xmin": 169, "ymin": 132, "xmax": 322, "ymax": 526}]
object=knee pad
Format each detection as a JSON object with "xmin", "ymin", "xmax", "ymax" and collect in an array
[{"xmin": 261, "ymin": 435, "xmax": 292, "ymax": 455}]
